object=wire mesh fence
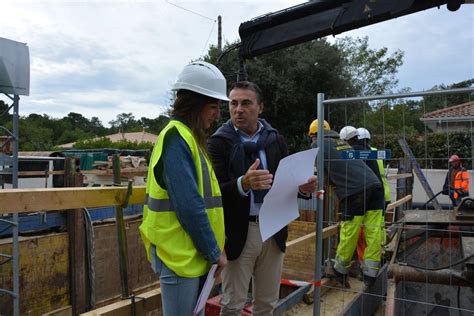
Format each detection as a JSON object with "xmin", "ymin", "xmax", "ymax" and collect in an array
[{"xmin": 294, "ymin": 87, "xmax": 474, "ymax": 315}]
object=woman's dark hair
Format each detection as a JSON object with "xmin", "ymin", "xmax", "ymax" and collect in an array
[{"xmin": 171, "ymin": 89, "xmax": 217, "ymax": 149}]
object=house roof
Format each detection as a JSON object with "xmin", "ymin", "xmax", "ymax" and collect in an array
[
  {"xmin": 58, "ymin": 131, "xmax": 158, "ymax": 149},
  {"xmin": 421, "ymin": 101, "xmax": 474, "ymax": 122}
]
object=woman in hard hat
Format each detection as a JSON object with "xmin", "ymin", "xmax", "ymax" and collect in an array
[
  {"xmin": 139, "ymin": 61, "xmax": 228, "ymax": 315},
  {"xmin": 442, "ymin": 154, "xmax": 469, "ymax": 207}
]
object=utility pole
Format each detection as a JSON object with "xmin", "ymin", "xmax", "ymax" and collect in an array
[{"xmin": 217, "ymin": 15, "xmax": 222, "ymax": 53}]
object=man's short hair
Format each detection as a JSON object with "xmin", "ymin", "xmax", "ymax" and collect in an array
[{"xmin": 230, "ymin": 81, "xmax": 263, "ymax": 104}]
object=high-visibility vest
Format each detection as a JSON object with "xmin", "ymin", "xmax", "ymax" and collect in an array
[
  {"xmin": 453, "ymin": 168, "xmax": 469, "ymax": 200},
  {"xmin": 139, "ymin": 120, "xmax": 225, "ymax": 278},
  {"xmin": 371, "ymin": 146, "xmax": 391, "ymax": 202}
]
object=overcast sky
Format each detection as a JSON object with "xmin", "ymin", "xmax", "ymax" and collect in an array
[{"xmin": 1, "ymin": 0, "xmax": 473, "ymax": 126}]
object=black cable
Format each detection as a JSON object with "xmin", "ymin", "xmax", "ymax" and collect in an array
[
  {"xmin": 216, "ymin": 42, "xmax": 241, "ymax": 67},
  {"xmin": 399, "ymin": 253, "xmax": 474, "ymax": 271}
]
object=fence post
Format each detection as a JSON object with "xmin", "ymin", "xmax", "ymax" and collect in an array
[{"xmin": 65, "ymin": 157, "xmax": 87, "ymax": 313}]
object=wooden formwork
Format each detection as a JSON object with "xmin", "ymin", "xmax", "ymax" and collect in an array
[
  {"xmin": 0, "ymin": 218, "xmax": 158, "ymax": 315},
  {"xmin": 284, "ymin": 220, "xmax": 338, "ymax": 281}
]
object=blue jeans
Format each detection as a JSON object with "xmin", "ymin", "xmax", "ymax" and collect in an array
[{"xmin": 151, "ymin": 246, "xmax": 206, "ymax": 316}]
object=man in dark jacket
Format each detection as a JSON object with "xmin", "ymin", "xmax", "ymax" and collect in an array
[
  {"xmin": 308, "ymin": 120, "xmax": 384, "ymax": 287},
  {"xmin": 208, "ymin": 81, "xmax": 316, "ymax": 315}
]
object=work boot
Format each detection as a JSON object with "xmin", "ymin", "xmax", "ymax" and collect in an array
[
  {"xmin": 363, "ymin": 275, "xmax": 376, "ymax": 288},
  {"xmin": 325, "ymin": 266, "xmax": 351, "ymax": 289}
]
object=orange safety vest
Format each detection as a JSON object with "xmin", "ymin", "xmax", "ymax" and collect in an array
[{"xmin": 453, "ymin": 169, "xmax": 469, "ymax": 199}]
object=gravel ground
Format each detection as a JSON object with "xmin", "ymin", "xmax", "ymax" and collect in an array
[{"xmin": 283, "ymin": 278, "xmax": 366, "ymax": 316}]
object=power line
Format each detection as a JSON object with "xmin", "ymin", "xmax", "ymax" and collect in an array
[
  {"xmin": 200, "ymin": 21, "xmax": 216, "ymax": 58},
  {"xmin": 165, "ymin": 0, "xmax": 216, "ymax": 21}
]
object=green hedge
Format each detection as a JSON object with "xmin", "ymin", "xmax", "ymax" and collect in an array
[{"xmin": 371, "ymin": 132, "xmax": 471, "ymax": 169}]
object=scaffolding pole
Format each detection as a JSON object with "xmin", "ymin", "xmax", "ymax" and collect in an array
[
  {"xmin": 313, "ymin": 93, "xmax": 325, "ymax": 316},
  {"xmin": 12, "ymin": 94, "xmax": 19, "ymax": 316}
]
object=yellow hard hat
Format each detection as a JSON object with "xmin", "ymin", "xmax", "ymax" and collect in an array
[{"xmin": 308, "ymin": 119, "xmax": 330, "ymax": 136}]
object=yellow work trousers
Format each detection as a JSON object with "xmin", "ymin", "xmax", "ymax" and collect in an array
[{"xmin": 335, "ymin": 209, "xmax": 384, "ymax": 277}]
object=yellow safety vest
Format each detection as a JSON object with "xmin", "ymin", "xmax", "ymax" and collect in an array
[
  {"xmin": 371, "ymin": 146, "xmax": 391, "ymax": 202},
  {"xmin": 139, "ymin": 120, "xmax": 225, "ymax": 277}
]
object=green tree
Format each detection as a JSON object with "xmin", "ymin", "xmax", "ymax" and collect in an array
[
  {"xmin": 17, "ymin": 118, "xmax": 55, "ymax": 151},
  {"xmin": 205, "ymin": 37, "xmax": 403, "ymax": 152},
  {"xmin": 0, "ymin": 100, "xmax": 11, "ymax": 126},
  {"xmin": 139, "ymin": 115, "xmax": 169, "ymax": 135},
  {"xmin": 56, "ymin": 128, "xmax": 94, "ymax": 145},
  {"xmin": 109, "ymin": 113, "xmax": 141, "ymax": 133},
  {"xmin": 423, "ymin": 79, "xmax": 474, "ymax": 113},
  {"xmin": 336, "ymin": 36, "xmax": 404, "ymax": 96},
  {"xmin": 62, "ymin": 112, "xmax": 91, "ymax": 129},
  {"xmin": 90, "ymin": 116, "xmax": 108, "ymax": 136}
]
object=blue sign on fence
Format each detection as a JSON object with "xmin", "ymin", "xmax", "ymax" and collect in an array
[{"xmin": 341, "ymin": 149, "xmax": 391, "ymax": 160}]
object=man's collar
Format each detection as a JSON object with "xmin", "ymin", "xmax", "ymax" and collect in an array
[{"xmin": 233, "ymin": 120, "xmax": 264, "ymax": 137}]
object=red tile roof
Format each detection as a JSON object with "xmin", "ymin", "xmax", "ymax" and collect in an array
[{"xmin": 422, "ymin": 101, "xmax": 474, "ymax": 120}]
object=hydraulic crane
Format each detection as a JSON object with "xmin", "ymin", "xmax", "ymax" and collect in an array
[{"xmin": 237, "ymin": 0, "xmax": 470, "ymax": 59}]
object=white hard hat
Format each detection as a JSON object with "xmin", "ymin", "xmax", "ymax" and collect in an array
[
  {"xmin": 357, "ymin": 127, "xmax": 371, "ymax": 140},
  {"xmin": 339, "ymin": 126, "xmax": 358, "ymax": 141},
  {"xmin": 172, "ymin": 61, "xmax": 230, "ymax": 101}
]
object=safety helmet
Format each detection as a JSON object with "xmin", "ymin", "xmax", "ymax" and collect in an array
[
  {"xmin": 357, "ymin": 127, "xmax": 371, "ymax": 140},
  {"xmin": 172, "ymin": 61, "xmax": 230, "ymax": 101},
  {"xmin": 339, "ymin": 126, "xmax": 358, "ymax": 141},
  {"xmin": 308, "ymin": 119, "xmax": 330, "ymax": 136},
  {"xmin": 449, "ymin": 154, "xmax": 461, "ymax": 163}
]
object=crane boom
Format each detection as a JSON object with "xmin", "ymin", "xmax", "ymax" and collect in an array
[{"xmin": 238, "ymin": 0, "xmax": 467, "ymax": 59}]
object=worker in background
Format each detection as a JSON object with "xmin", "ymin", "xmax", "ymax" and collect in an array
[
  {"xmin": 356, "ymin": 127, "xmax": 391, "ymax": 210},
  {"xmin": 340, "ymin": 126, "xmax": 387, "ymax": 278},
  {"xmin": 139, "ymin": 61, "xmax": 228, "ymax": 316},
  {"xmin": 351, "ymin": 127, "xmax": 391, "ymax": 273},
  {"xmin": 442, "ymin": 154, "xmax": 469, "ymax": 207},
  {"xmin": 208, "ymin": 81, "xmax": 316, "ymax": 315},
  {"xmin": 309, "ymin": 119, "xmax": 385, "ymax": 287},
  {"xmin": 339, "ymin": 125, "xmax": 359, "ymax": 147}
]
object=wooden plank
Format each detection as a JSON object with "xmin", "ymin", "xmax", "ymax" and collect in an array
[
  {"xmin": 42, "ymin": 305, "xmax": 72, "ymax": 316},
  {"xmin": 386, "ymin": 195, "xmax": 412, "ymax": 212},
  {"xmin": 285, "ymin": 224, "xmax": 339, "ymax": 248},
  {"xmin": 0, "ymin": 234, "xmax": 70, "ymax": 315},
  {"xmin": 79, "ymin": 289, "xmax": 161, "ymax": 316},
  {"xmin": 81, "ymin": 167, "xmax": 148, "ymax": 177},
  {"xmin": 0, "ymin": 186, "xmax": 147, "ymax": 214},
  {"xmin": 386, "ymin": 173, "xmax": 412, "ymax": 180},
  {"xmin": 18, "ymin": 170, "xmax": 65, "ymax": 176}
]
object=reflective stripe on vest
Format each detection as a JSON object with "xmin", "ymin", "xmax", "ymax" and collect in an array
[
  {"xmin": 145, "ymin": 150, "xmax": 223, "ymax": 211},
  {"xmin": 139, "ymin": 120, "xmax": 224, "ymax": 278},
  {"xmin": 454, "ymin": 170, "xmax": 469, "ymax": 199},
  {"xmin": 372, "ymin": 146, "xmax": 391, "ymax": 202}
]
